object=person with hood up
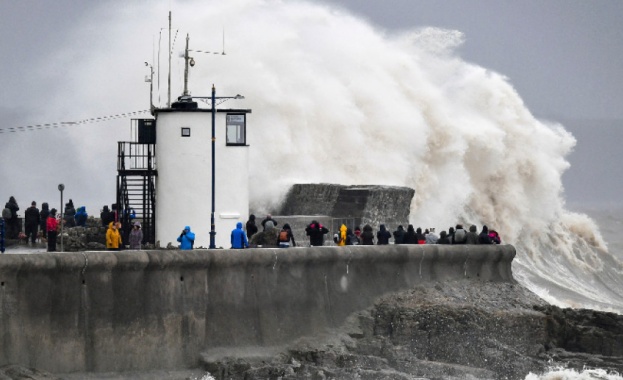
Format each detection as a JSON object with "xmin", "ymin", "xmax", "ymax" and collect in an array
[
  {"xmin": 39, "ymin": 203, "xmax": 50, "ymax": 240},
  {"xmin": 46, "ymin": 209, "xmax": 58, "ymax": 252},
  {"xmin": 437, "ymin": 230, "xmax": 451, "ymax": 244},
  {"xmin": 305, "ymin": 220, "xmax": 329, "ymax": 246},
  {"xmin": 75, "ymin": 206, "xmax": 88, "ymax": 227},
  {"xmin": 403, "ymin": 224, "xmax": 418, "ymax": 244},
  {"xmin": 4, "ymin": 196, "xmax": 19, "ymax": 239},
  {"xmin": 376, "ymin": 224, "xmax": 391, "ymax": 245},
  {"xmin": 231, "ymin": 222, "xmax": 249, "ymax": 249},
  {"xmin": 177, "ymin": 226, "xmax": 195, "ymax": 250},
  {"xmin": 245, "ymin": 214, "xmax": 258, "ymax": 239},
  {"xmin": 333, "ymin": 224, "xmax": 348, "ymax": 246},
  {"xmin": 393, "ymin": 225, "xmax": 405, "ymax": 244},
  {"xmin": 347, "ymin": 227, "xmax": 360, "ymax": 245},
  {"xmin": 64, "ymin": 201, "xmax": 76, "ymax": 228},
  {"xmin": 129, "ymin": 221, "xmax": 143, "ymax": 250},
  {"xmin": 488, "ymin": 229, "xmax": 501, "ymax": 244},
  {"xmin": 100, "ymin": 205, "xmax": 114, "ymax": 227},
  {"xmin": 415, "ymin": 227, "xmax": 426, "ymax": 244},
  {"xmin": 361, "ymin": 224, "xmax": 375, "ymax": 245},
  {"xmin": 106, "ymin": 222, "xmax": 122, "ymax": 250},
  {"xmin": 479, "ymin": 225, "xmax": 493, "ymax": 244},
  {"xmin": 465, "ymin": 225, "xmax": 479, "ymax": 244}
]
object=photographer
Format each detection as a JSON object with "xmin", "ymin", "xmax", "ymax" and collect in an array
[{"xmin": 177, "ymin": 226, "xmax": 195, "ymax": 250}]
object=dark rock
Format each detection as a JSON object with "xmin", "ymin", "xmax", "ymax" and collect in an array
[
  {"xmin": 200, "ymin": 281, "xmax": 623, "ymax": 380},
  {"xmin": 0, "ymin": 364, "xmax": 60, "ymax": 380}
]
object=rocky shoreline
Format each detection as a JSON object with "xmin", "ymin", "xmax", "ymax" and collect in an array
[{"xmin": 201, "ymin": 281, "xmax": 623, "ymax": 380}]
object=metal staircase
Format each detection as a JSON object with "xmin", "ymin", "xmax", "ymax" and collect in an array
[{"xmin": 116, "ymin": 119, "xmax": 157, "ymax": 244}]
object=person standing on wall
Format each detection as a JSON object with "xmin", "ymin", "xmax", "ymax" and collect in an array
[
  {"xmin": 46, "ymin": 209, "xmax": 58, "ymax": 252},
  {"xmin": 177, "ymin": 226, "xmax": 195, "ymax": 250},
  {"xmin": 24, "ymin": 201, "xmax": 40, "ymax": 245}
]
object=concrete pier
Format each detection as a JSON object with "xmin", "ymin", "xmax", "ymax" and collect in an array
[{"xmin": 0, "ymin": 245, "xmax": 515, "ymax": 374}]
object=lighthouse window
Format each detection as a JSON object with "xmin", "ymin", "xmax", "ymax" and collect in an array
[
  {"xmin": 181, "ymin": 127, "xmax": 191, "ymax": 137},
  {"xmin": 226, "ymin": 114, "xmax": 246, "ymax": 146}
]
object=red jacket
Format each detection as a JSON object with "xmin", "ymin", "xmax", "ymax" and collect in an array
[{"xmin": 47, "ymin": 216, "xmax": 58, "ymax": 232}]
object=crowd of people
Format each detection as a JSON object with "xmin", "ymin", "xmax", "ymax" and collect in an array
[
  {"xmin": 235, "ymin": 215, "xmax": 501, "ymax": 249},
  {"xmin": 1, "ymin": 196, "xmax": 147, "ymax": 252},
  {"xmin": 3, "ymin": 196, "xmax": 501, "ymax": 252}
]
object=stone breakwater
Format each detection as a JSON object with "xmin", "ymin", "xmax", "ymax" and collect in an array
[{"xmin": 0, "ymin": 245, "xmax": 621, "ymax": 380}]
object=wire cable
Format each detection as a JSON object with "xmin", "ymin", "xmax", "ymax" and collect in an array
[{"xmin": 0, "ymin": 110, "xmax": 151, "ymax": 134}]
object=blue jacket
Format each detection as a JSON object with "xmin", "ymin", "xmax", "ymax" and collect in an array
[
  {"xmin": 75, "ymin": 206, "xmax": 88, "ymax": 227},
  {"xmin": 177, "ymin": 226, "xmax": 195, "ymax": 250},
  {"xmin": 231, "ymin": 222, "xmax": 249, "ymax": 249}
]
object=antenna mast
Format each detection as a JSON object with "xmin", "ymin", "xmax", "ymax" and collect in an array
[
  {"xmin": 182, "ymin": 34, "xmax": 193, "ymax": 96},
  {"xmin": 167, "ymin": 11, "xmax": 172, "ymax": 108}
]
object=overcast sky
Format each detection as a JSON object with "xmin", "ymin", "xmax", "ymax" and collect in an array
[{"xmin": 1, "ymin": 0, "xmax": 622, "ymax": 205}]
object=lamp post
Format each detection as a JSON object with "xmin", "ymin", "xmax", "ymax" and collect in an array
[
  {"xmin": 58, "ymin": 183, "xmax": 64, "ymax": 252},
  {"xmin": 207, "ymin": 85, "xmax": 244, "ymax": 249}
]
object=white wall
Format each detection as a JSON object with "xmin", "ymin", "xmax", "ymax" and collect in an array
[{"xmin": 155, "ymin": 110, "xmax": 249, "ymax": 248}]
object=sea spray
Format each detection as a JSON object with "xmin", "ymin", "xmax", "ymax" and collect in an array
[
  {"xmin": 27, "ymin": 0, "xmax": 623, "ymax": 313},
  {"xmin": 525, "ymin": 367, "xmax": 623, "ymax": 380}
]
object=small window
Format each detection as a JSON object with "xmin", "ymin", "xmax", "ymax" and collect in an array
[
  {"xmin": 226, "ymin": 114, "xmax": 246, "ymax": 145},
  {"xmin": 181, "ymin": 127, "xmax": 191, "ymax": 137}
]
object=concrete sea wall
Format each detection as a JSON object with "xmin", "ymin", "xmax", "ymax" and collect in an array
[{"xmin": 0, "ymin": 245, "xmax": 515, "ymax": 374}]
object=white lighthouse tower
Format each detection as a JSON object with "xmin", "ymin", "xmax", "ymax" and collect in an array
[
  {"xmin": 154, "ymin": 90, "xmax": 250, "ymax": 248},
  {"xmin": 116, "ymin": 33, "xmax": 250, "ymax": 249}
]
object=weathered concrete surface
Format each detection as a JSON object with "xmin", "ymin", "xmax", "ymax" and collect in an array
[
  {"xmin": 0, "ymin": 245, "xmax": 514, "ymax": 374},
  {"xmin": 278, "ymin": 184, "xmax": 415, "ymax": 229}
]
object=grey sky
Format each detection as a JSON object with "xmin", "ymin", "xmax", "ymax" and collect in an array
[{"xmin": 1, "ymin": 0, "xmax": 622, "ymax": 205}]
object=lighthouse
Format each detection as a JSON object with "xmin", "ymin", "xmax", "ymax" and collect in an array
[
  {"xmin": 154, "ymin": 92, "xmax": 251, "ymax": 248},
  {"xmin": 116, "ymin": 33, "xmax": 251, "ymax": 249}
]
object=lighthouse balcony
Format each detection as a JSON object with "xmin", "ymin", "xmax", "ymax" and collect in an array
[{"xmin": 117, "ymin": 141, "xmax": 157, "ymax": 175}]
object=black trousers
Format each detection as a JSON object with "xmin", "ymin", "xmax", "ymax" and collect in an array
[
  {"xmin": 25, "ymin": 223, "xmax": 38, "ymax": 244},
  {"xmin": 47, "ymin": 231, "xmax": 57, "ymax": 252}
]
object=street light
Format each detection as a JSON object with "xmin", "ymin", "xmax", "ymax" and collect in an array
[
  {"xmin": 58, "ymin": 183, "xmax": 64, "ymax": 252},
  {"xmin": 208, "ymin": 84, "xmax": 244, "ymax": 249}
]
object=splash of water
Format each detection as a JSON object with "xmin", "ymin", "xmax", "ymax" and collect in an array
[
  {"xmin": 526, "ymin": 367, "xmax": 623, "ymax": 380},
  {"xmin": 24, "ymin": 0, "xmax": 623, "ymax": 313}
]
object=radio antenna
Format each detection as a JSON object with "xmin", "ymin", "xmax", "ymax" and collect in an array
[
  {"xmin": 167, "ymin": 11, "xmax": 172, "ymax": 108},
  {"xmin": 222, "ymin": 28, "xmax": 226, "ymax": 55}
]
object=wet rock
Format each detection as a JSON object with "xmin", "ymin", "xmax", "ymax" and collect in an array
[
  {"xmin": 200, "ymin": 281, "xmax": 623, "ymax": 380},
  {"xmin": 0, "ymin": 364, "xmax": 60, "ymax": 380}
]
